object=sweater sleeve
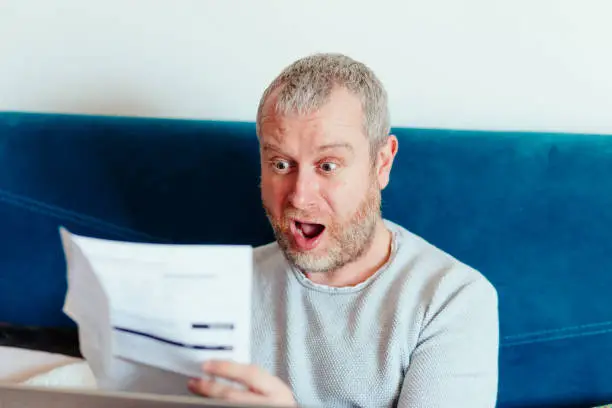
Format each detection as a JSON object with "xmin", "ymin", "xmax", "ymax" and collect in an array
[{"xmin": 397, "ymin": 274, "xmax": 499, "ymax": 408}]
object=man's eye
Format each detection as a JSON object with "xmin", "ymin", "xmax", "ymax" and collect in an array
[
  {"xmin": 273, "ymin": 160, "xmax": 291, "ymax": 172},
  {"xmin": 319, "ymin": 162, "xmax": 338, "ymax": 173}
]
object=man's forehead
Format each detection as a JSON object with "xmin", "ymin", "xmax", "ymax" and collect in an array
[
  {"xmin": 260, "ymin": 109, "xmax": 364, "ymax": 138},
  {"xmin": 262, "ymin": 139, "xmax": 355, "ymax": 153},
  {"xmin": 258, "ymin": 87, "xmax": 367, "ymax": 151},
  {"xmin": 259, "ymin": 118, "xmax": 362, "ymax": 153}
]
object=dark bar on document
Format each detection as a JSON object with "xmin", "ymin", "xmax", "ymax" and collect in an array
[
  {"xmin": 192, "ymin": 323, "xmax": 235, "ymax": 330},
  {"xmin": 113, "ymin": 326, "xmax": 233, "ymax": 351}
]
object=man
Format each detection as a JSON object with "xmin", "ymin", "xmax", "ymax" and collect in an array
[{"xmin": 188, "ymin": 53, "xmax": 499, "ymax": 407}]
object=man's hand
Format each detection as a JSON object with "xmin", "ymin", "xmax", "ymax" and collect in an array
[{"xmin": 188, "ymin": 360, "xmax": 296, "ymax": 407}]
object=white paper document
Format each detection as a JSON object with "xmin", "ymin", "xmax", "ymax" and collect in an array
[{"xmin": 60, "ymin": 228, "xmax": 253, "ymax": 395}]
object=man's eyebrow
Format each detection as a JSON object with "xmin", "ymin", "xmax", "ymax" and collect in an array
[{"xmin": 261, "ymin": 142, "xmax": 284, "ymax": 153}]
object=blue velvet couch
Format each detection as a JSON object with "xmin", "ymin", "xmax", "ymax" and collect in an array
[{"xmin": 1, "ymin": 111, "xmax": 611, "ymax": 407}]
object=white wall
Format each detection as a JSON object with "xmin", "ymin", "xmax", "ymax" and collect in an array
[{"xmin": 1, "ymin": 0, "xmax": 611, "ymax": 134}]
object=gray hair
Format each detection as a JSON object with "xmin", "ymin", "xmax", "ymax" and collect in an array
[{"xmin": 256, "ymin": 53, "xmax": 391, "ymax": 155}]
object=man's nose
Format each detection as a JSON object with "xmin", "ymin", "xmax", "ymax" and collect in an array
[{"xmin": 288, "ymin": 169, "xmax": 319, "ymax": 210}]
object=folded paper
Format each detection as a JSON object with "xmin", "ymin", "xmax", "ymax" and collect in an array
[{"xmin": 60, "ymin": 228, "xmax": 252, "ymax": 395}]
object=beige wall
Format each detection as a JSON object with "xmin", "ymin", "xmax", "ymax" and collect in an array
[{"xmin": 1, "ymin": 0, "xmax": 611, "ymax": 134}]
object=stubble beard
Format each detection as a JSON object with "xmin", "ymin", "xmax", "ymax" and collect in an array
[{"xmin": 263, "ymin": 177, "xmax": 382, "ymax": 275}]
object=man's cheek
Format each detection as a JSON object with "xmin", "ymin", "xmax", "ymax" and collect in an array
[
  {"xmin": 327, "ymin": 183, "xmax": 360, "ymax": 213},
  {"xmin": 262, "ymin": 186, "xmax": 283, "ymax": 216}
]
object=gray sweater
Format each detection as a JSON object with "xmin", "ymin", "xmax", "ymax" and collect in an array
[{"xmin": 251, "ymin": 220, "xmax": 499, "ymax": 408}]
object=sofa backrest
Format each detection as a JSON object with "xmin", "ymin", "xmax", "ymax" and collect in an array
[{"xmin": 1, "ymin": 111, "xmax": 611, "ymax": 407}]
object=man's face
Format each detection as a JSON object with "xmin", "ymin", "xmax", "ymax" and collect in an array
[{"xmin": 259, "ymin": 87, "xmax": 386, "ymax": 274}]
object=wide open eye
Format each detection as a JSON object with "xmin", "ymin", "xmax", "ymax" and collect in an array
[
  {"xmin": 319, "ymin": 162, "xmax": 338, "ymax": 173},
  {"xmin": 272, "ymin": 159, "xmax": 291, "ymax": 173}
]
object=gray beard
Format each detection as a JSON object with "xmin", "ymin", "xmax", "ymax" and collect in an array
[{"xmin": 264, "ymin": 184, "xmax": 381, "ymax": 275}]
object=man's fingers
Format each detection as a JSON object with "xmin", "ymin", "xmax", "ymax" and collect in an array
[
  {"xmin": 202, "ymin": 360, "xmax": 286, "ymax": 396},
  {"xmin": 193, "ymin": 362, "xmax": 296, "ymax": 407},
  {"xmin": 188, "ymin": 378, "xmax": 266, "ymax": 404}
]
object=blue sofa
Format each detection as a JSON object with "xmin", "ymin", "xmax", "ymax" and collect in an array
[{"xmin": 1, "ymin": 111, "xmax": 611, "ymax": 407}]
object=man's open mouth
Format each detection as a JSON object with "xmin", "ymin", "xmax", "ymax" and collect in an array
[
  {"xmin": 294, "ymin": 221, "xmax": 326, "ymax": 240},
  {"xmin": 287, "ymin": 219, "xmax": 327, "ymax": 251}
]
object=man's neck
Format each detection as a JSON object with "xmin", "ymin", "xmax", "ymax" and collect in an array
[{"xmin": 305, "ymin": 219, "xmax": 393, "ymax": 288}]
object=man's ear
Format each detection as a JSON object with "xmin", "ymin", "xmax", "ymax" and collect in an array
[{"xmin": 376, "ymin": 135, "xmax": 399, "ymax": 190}]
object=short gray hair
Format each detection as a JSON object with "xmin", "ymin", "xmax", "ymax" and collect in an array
[{"xmin": 256, "ymin": 53, "xmax": 390, "ymax": 155}]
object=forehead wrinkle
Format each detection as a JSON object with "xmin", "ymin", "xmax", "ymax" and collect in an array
[
  {"xmin": 259, "ymin": 107, "xmax": 364, "ymax": 156},
  {"xmin": 318, "ymin": 142, "xmax": 354, "ymax": 153}
]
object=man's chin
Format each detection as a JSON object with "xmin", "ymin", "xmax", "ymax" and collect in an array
[
  {"xmin": 274, "ymin": 229, "xmax": 338, "ymax": 273},
  {"xmin": 289, "ymin": 256, "xmax": 333, "ymax": 274},
  {"xmin": 283, "ymin": 247, "xmax": 335, "ymax": 274}
]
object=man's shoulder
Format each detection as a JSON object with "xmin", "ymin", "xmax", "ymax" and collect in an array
[
  {"xmin": 385, "ymin": 219, "xmax": 497, "ymax": 300},
  {"xmin": 385, "ymin": 220, "xmax": 498, "ymax": 337}
]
